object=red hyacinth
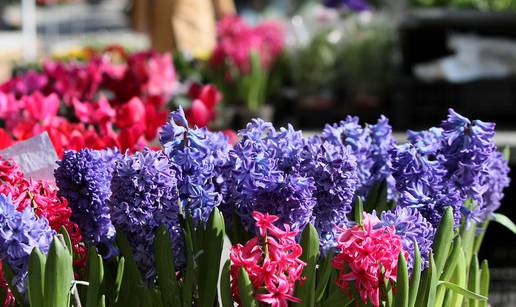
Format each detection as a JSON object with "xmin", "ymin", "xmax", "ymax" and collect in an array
[
  {"xmin": 230, "ymin": 211, "xmax": 306, "ymax": 307},
  {"xmin": 332, "ymin": 213, "xmax": 407, "ymax": 307}
]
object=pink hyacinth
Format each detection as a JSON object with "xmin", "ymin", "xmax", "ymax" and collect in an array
[
  {"xmin": 230, "ymin": 211, "xmax": 305, "ymax": 307},
  {"xmin": 332, "ymin": 213, "xmax": 407, "ymax": 307}
]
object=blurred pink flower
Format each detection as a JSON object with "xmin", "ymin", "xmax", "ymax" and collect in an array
[{"xmin": 211, "ymin": 16, "xmax": 284, "ymax": 75}]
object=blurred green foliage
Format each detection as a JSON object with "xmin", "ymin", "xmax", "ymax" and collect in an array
[{"xmin": 410, "ymin": 0, "xmax": 516, "ymax": 11}]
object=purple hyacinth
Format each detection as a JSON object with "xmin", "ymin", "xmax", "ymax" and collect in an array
[
  {"xmin": 369, "ymin": 116, "xmax": 397, "ymax": 198},
  {"xmin": 0, "ymin": 194, "xmax": 54, "ymax": 293},
  {"xmin": 440, "ymin": 109, "xmax": 499, "ymax": 221},
  {"xmin": 300, "ymin": 137, "xmax": 359, "ymax": 253},
  {"xmin": 390, "ymin": 142, "xmax": 463, "ymax": 227},
  {"xmin": 222, "ymin": 119, "xmax": 317, "ymax": 233},
  {"xmin": 55, "ymin": 148, "xmax": 120, "ymax": 254},
  {"xmin": 160, "ymin": 107, "xmax": 229, "ymax": 224},
  {"xmin": 407, "ymin": 127, "xmax": 443, "ymax": 156},
  {"xmin": 109, "ymin": 149, "xmax": 183, "ymax": 282},
  {"xmin": 380, "ymin": 206, "xmax": 435, "ymax": 271},
  {"xmin": 323, "ymin": 0, "xmax": 370, "ymax": 11},
  {"xmin": 237, "ymin": 119, "xmax": 306, "ymax": 172},
  {"xmin": 477, "ymin": 151, "xmax": 511, "ymax": 220},
  {"xmin": 322, "ymin": 115, "xmax": 396, "ymax": 198}
]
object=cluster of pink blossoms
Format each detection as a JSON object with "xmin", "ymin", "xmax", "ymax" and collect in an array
[
  {"xmin": 0, "ymin": 157, "xmax": 85, "ymax": 263},
  {"xmin": 230, "ymin": 211, "xmax": 306, "ymax": 307},
  {"xmin": 332, "ymin": 213, "xmax": 407, "ymax": 307},
  {"xmin": 0, "ymin": 156, "xmax": 86, "ymax": 306},
  {"xmin": 211, "ymin": 16, "xmax": 284, "ymax": 75},
  {"xmin": 0, "ymin": 47, "xmax": 227, "ymax": 156}
]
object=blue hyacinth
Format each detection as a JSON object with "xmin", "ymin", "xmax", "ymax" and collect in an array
[
  {"xmin": 440, "ymin": 109, "xmax": 499, "ymax": 221},
  {"xmin": 55, "ymin": 148, "xmax": 120, "ymax": 255},
  {"xmin": 0, "ymin": 194, "xmax": 54, "ymax": 293},
  {"xmin": 160, "ymin": 107, "xmax": 229, "ymax": 224},
  {"xmin": 221, "ymin": 119, "xmax": 317, "ymax": 233},
  {"xmin": 380, "ymin": 206, "xmax": 435, "ymax": 272},
  {"xmin": 300, "ymin": 136, "xmax": 359, "ymax": 253},
  {"xmin": 109, "ymin": 149, "xmax": 183, "ymax": 282},
  {"xmin": 322, "ymin": 115, "xmax": 396, "ymax": 198}
]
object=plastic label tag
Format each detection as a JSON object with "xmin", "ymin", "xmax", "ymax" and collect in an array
[{"xmin": 0, "ymin": 132, "xmax": 58, "ymax": 182}]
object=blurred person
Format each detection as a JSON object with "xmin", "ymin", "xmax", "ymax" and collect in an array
[{"xmin": 131, "ymin": 0, "xmax": 235, "ymax": 54}]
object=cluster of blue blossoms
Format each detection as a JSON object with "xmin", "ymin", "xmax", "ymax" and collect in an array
[
  {"xmin": 0, "ymin": 195, "xmax": 54, "ymax": 292},
  {"xmin": 1, "ymin": 107, "xmax": 509, "ymax": 286}
]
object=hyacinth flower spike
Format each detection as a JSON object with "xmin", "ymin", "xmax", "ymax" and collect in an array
[{"xmin": 229, "ymin": 211, "xmax": 306, "ymax": 307}]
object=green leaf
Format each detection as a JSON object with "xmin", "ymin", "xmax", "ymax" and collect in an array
[
  {"xmin": 414, "ymin": 253, "xmax": 437, "ymax": 307},
  {"xmin": 98, "ymin": 295, "xmax": 106, "ymax": 307},
  {"xmin": 382, "ymin": 270, "xmax": 393, "ymax": 307},
  {"xmin": 479, "ymin": 260, "xmax": 490, "ymax": 307},
  {"xmin": 112, "ymin": 257, "xmax": 125, "ymax": 305},
  {"xmin": 492, "ymin": 213, "xmax": 516, "ymax": 235},
  {"xmin": 154, "ymin": 225, "xmax": 180, "ymax": 306},
  {"xmin": 44, "ymin": 235, "xmax": 73, "ymax": 307},
  {"xmin": 393, "ymin": 252, "xmax": 409, "ymax": 307},
  {"xmin": 229, "ymin": 210, "xmax": 250, "ymax": 244},
  {"xmin": 503, "ymin": 146, "xmax": 510, "ymax": 162},
  {"xmin": 115, "ymin": 229, "xmax": 152, "ymax": 307},
  {"xmin": 315, "ymin": 251, "xmax": 334, "ymax": 303},
  {"xmin": 86, "ymin": 247, "xmax": 104, "ymax": 307},
  {"xmin": 441, "ymin": 236, "xmax": 462, "ymax": 282},
  {"xmin": 322, "ymin": 289, "xmax": 354, "ymax": 307},
  {"xmin": 354, "ymin": 197, "xmax": 364, "ymax": 225},
  {"xmin": 426, "ymin": 254, "xmax": 438, "ymax": 307},
  {"xmin": 473, "ymin": 220, "xmax": 489, "ymax": 255},
  {"xmin": 328, "ymin": 268, "xmax": 339, "ymax": 295},
  {"xmin": 59, "ymin": 226, "xmax": 73, "ymax": 257},
  {"xmin": 448, "ymin": 248, "xmax": 467, "ymax": 307},
  {"xmin": 220, "ymin": 260, "xmax": 233, "ymax": 307},
  {"xmin": 150, "ymin": 288, "xmax": 165, "ymax": 307},
  {"xmin": 28, "ymin": 247, "xmax": 46, "ymax": 307},
  {"xmin": 408, "ymin": 242, "xmax": 421, "ymax": 307},
  {"xmin": 437, "ymin": 281, "xmax": 487, "ymax": 301},
  {"xmin": 460, "ymin": 222, "xmax": 476, "ymax": 271},
  {"xmin": 238, "ymin": 268, "xmax": 257, "ymax": 307},
  {"xmin": 435, "ymin": 236, "xmax": 462, "ymax": 306},
  {"xmin": 295, "ymin": 224, "xmax": 320, "ymax": 307},
  {"xmin": 364, "ymin": 180, "xmax": 388, "ymax": 212},
  {"xmin": 432, "ymin": 207, "xmax": 454, "ymax": 277},
  {"xmin": 198, "ymin": 208, "xmax": 225, "ymax": 307},
  {"xmin": 467, "ymin": 256, "xmax": 480, "ymax": 307},
  {"xmin": 179, "ymin": 213, "xmax": 195, "ymax": 307}
]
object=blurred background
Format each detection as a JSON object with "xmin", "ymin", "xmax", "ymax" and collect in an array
[{"xmin": 0, "ymin": 0, "xmax": 515, "ymax": 305}]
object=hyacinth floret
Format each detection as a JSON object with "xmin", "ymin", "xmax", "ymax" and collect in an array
[
  {"xmin": 55, "ymin": 148, "xmax": 120, "ymax": 253},
  {"xmin": 109, "ymin": 149, "xmax": 183, "ymax": 281},
  {"xmin": 300, "ymin": 137, "xmax": 359, "ymax": 253},
  {"xmin": 380, "ymin": 206, "xmax": 435, "ymax": 271},
  {"xmin": 160, "ymin": 107, "xmax": 229, "ymax": 223},
  {"xmin": 0, "ymin": 194, "xmax": 54, "ymax": 293},
  {"xmin": 407, "ymin": 127, "xmax": 444, "ymax": 156}
]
